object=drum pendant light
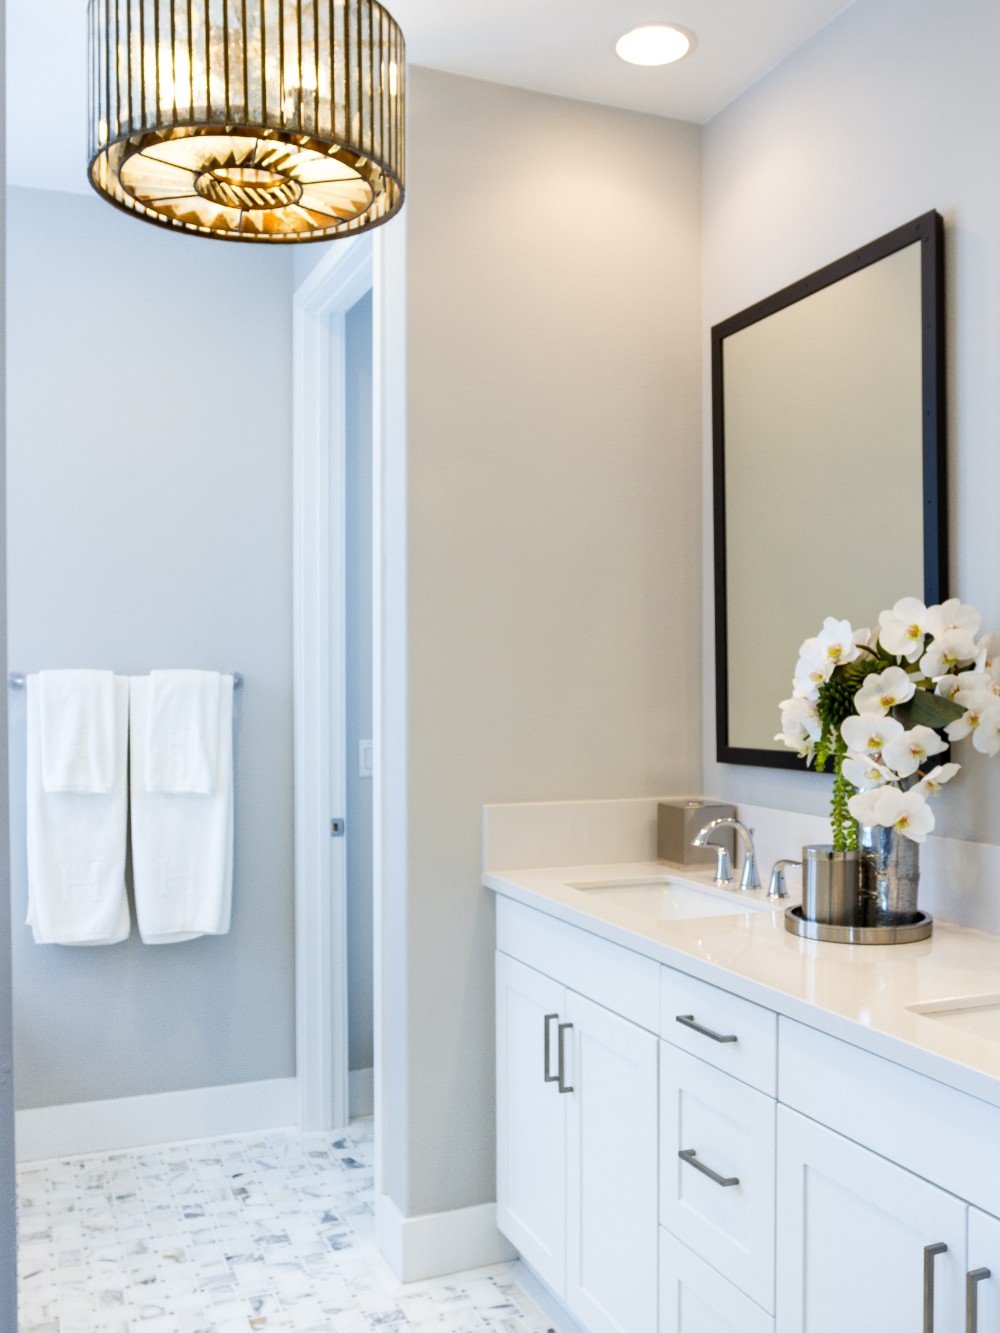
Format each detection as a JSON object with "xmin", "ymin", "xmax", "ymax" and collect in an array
[{"xmin": 88, "ymin": 0, "xmax": 405, "ymax": 243}]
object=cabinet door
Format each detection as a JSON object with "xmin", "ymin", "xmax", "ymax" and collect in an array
[
  {"xmin": 565, "ymin": 989, "xmax": 659, "ymax": 1333},
  {"xmin": 660, "ymin": 1229, "xmax": 773, "ymax": 1333},
  {"xmin": 777, "ymin": 1107, "xmax": 966, "ymax": 1333},
  {"xmin": 970, "ymin": 1210, "xmax": 1000, "ymax": 1332},
  {"xmin": 495, "ymin": 952, "xmax": 567, "ymax": 1297}
]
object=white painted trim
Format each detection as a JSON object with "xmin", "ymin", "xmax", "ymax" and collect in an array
[
  {"xmin": 376, "ymin": 1193, "xmax": 518, "ymax": 1283},
  {"xmin": 293, "ymin": 236, "xmax": 373, "ymax": 1133},
  {"xmin": 349, "ymin": 1066, "xmax": 374, "ymax": 1119},
  {"xmin": 371, "ymin": 213, "xmax": 407, "ymax": 1219},
  {"xmin": 15, "ymin": 1077, "xmax": 297, "ymax": 1163}
]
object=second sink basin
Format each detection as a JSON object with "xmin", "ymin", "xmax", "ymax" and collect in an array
[
  {"xmin": 564, "ymin": 876, "xmax": 770, "ymax": 921},
  {"xmin": 908, "ymin": 995, "xmax": 1000, "ymax": 1044}
]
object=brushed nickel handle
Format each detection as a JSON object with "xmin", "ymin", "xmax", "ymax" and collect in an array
[
  {"xmin": 557, "ymin": 1022, "xmax": 574, "ymax": 1094},
  {"xmin": 924, "ymin": 1243, "xmax": 948, "ymax": 1333},
  {"xmin": 543, "ymin": 1014, "xmax": 559, "ymax": 1084},
  {"xmin": 676, "ymin": 1014, "xmax": 738, "ymax": 1045},
  {"xmin": 967, "ymin": 1267, "xmax": 990, "ymax": 1333},
  {"xmin": 678, "ymin": 1148, "xmax": 739, "ymax": 1188}
]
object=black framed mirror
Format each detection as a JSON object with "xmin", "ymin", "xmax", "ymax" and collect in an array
[{"xmin": 712, "ymin": 211, "xmax": 947, "ymax": 770}]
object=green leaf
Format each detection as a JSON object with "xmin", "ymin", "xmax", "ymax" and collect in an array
[{"xmin": 893, "ymin": 690, "xmax": 965, "ymax": 730}]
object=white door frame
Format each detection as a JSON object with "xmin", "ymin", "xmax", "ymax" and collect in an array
[{"xmin": 293, "ymin": 234, "xmax": 374, "ymax": 1132}]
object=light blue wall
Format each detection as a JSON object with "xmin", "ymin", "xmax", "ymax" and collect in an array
[
  {"xmin": 6, "ymin": 186, "xmax": 297, "ymax": 1108},
  {"xmin": 345, "ymin": 290, "xmax": 374, "ymax": 1074}
]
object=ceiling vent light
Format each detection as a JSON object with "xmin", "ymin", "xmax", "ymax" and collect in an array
[
  {"xmin": 88, "ymin": 0, "xmax": 406, "ymax": 243},
  {"xmin": 615, "ymin": 23, "xmax": 693, "ymax": 67}
]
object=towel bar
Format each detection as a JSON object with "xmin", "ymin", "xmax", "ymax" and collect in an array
[{"xmin": 8, "ymin": 672, "xmax": 244, "ymax": 690}]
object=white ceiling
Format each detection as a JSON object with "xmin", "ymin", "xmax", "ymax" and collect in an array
[{"xmin": 6, "ymin": 0, "xmax": 856, "ymax": 195}]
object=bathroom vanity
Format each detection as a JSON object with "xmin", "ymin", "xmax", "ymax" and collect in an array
[{"xmin": 487, "ymin": 845, "xmax": 1000, "ymax": 1333}]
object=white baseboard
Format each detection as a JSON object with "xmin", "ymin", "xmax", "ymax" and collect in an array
[
  {"xmin": 349, "ymin": 1066, "xmax": 374, "ymax": 1119},
  {"xmin": 377, "ymin": 1192, "xmax": 518, "ymax": 1282},
  {"xmin": 15, "ymin": 1076, "xmax": 298, "ymax": 1163}
]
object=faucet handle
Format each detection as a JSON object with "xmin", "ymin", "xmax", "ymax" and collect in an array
[{"xmin": 768, "ymin": 858, "xmax": 801, "ymax": 901}]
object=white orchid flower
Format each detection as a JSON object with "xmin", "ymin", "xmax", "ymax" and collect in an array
[
  {"xmin": 972, "ymin": 699, "xmax": 1000, "ymax": 757},
  {"xmin": 792, "ymin": 639, "xmax": 832, "ymax": 700},
  {"xmin": 927, "ymin": 598, "xmax": 982, "ymax": 641},
  {"xmin": 936, "ymin": 669, "xmax": 989, "ymax": 701},
  {"xmin": 920, "ymin": 628, "xmax": 978, "ymax": 679},
  {"xmin": 881, "ymin": 724, "xmax": 947, "ymax": 778},
  {"xmin": 776, "ymin": 697, "xmax": 822, "ymax": 754},
  {"xmin": 945, "ymin": 689, "xmax": 996, "ymax": 743},
  {"xmin": 840, "ymin": 713, "xmax": 904, "ymax": 756},
  {"xmin": 861, "ymin": 786, "xmax": 936, "ymax": 843},
  {"xmin": 916, "ymin": 762, "xmax": 961, "ymax": 797},
  {"xmin": 854, "ymin": 666, "xmax": 916, "ymax": 715},
  {"xmin": 847, "ymin": 786, "xmax": 887, "ymax": 827},
  {"xmin": 877, "ymin": 597, "xmax": 929, "ymax": 662},
  {"xmin": 853, "ymin": 627, "xmax": 873, "ymax": 648},
  {"xmin": 974, "ymin": 634, "xmax": 1000, "ymax": 696},
  {"xmin": 842, "ymin": 755, "xmax": 894, "ymax": 791},
  {"xmin": 815, "ymin": 617, "xmax": 860, "ymax": 667}
]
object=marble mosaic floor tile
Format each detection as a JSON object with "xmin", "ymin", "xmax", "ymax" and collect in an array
[{"xmin": 17, "ymin": 1120, "xmax": 557, "ymax": 1332}]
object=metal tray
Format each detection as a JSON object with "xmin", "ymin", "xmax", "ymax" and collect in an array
[{"xmin": 784, "ymin": 904, "xmax": 933, "ymax": 945}]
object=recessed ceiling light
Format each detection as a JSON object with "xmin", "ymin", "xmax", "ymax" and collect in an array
[{"xmin": 615, "ymin": 23, "xmax": 694, "ymax": 67}]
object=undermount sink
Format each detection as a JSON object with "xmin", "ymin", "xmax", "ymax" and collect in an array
[
  {"xmin": 564, "ymin": 875, "xmax": 769, "ymax": 921},
  {"xmin": 908, "ymin": 995, "xmax": 1000, "ymax": 1044}
]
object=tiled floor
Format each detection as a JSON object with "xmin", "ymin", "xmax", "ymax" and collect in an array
[{"xmin": 17, "ymin": 1119, "xmax": 557, "ymax": 1332}]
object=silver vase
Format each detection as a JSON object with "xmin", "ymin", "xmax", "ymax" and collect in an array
[{"xmin": 858, "ymin": 823, "xmax": 921, "ymax": 925}]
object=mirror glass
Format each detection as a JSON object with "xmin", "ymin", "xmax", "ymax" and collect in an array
[{"xmin": 713, "ymin": 214, "xmax": 945, "ymax": 768}]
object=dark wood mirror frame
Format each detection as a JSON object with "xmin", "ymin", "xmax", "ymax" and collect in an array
[{"xmin": 712, "ymin": 211, "xmax": 947, "ymax": 771}]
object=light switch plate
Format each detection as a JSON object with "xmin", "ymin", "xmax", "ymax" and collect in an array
[{"xmin": 359, "ymin": 740, "xmax": 374, "ymax": 779}]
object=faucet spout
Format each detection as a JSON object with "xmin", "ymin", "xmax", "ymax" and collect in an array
[{"xmin": 692, "ymin": 817, "xmax": 761, "ymax": 892}]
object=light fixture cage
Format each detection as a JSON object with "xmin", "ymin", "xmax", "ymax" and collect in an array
[{"xmin": 88, "ymin": 0, "xmax": 405, "ymax": 242}]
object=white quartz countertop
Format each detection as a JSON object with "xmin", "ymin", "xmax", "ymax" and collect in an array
[{"xmin": 485, "ymin": 860, "xmax": 1000, "ymax": 1111}]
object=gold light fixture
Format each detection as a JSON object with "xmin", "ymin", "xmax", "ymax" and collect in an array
[{"xmin": 88, "ymin": 1, "xmax": 405, "ymax": 243}]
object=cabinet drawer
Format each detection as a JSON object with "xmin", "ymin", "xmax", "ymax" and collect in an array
[
  {"xmin": 497, "ymin": 896, "xmax": 660, "ymax": 1031},
  {"xmin": 660, "ymin": 1229, "xmax": 773, "ymax": 1333},
  {"xmin": 660, "ymin": 966, "xmax": 777, "ymax": 1095},
  {"xmin": 660, "ymin": 1044, "xmax": 776, "ymax": 1312},
  {"xmin": 778, "ymin": 1017, "xmax": 1000, "ymax": 1217}
]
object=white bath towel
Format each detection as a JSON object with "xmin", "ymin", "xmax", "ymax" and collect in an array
[
  {"xmin": 130, "ymin": 674, "xmax": 234, "ymax": 944},
  {"xmin": 26, "ymin": 674, "xmax": 130, "ymax": 945},
  {"xmin": 145, "ymin": 670, "xmax": 222, "ymax": 794},
  {"xmin": 38, "ymin": 669, "xmax": 116, "ymax": 794}
]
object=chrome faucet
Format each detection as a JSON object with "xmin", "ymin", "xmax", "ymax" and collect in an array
[
  {"xmin": 692, "ymin": 818, "xmax": 761, "ymax": 893},
  {"xmin": 768, "ymin": 858, "xmax": 801, "ymax": 901}
]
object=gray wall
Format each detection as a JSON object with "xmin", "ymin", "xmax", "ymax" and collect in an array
[
  {"xmin": 345, "ymin": 291, "xmax": 374, "ymax": 1075},
  {"xmin": 6, "ymin": 186, "xmax": 297, "ymax": 1109},
  {"xmin": 394, "ymin": 68, "xmax": 703, "ymax": 1217},
  {"xmin": 701, "ymin": 0, "xmax": 1000, "ymax": 849}
]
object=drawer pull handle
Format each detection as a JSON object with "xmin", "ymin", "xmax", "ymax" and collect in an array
[
  {"xmin": 678, "ymin": 1148, "xmax": 739, "ymax": 1188},
  {"xmin": 676, "ymin": 1014, "xmax": 739, "ymax": 1045},
  {"xmin": 557, "ymin": 1022, "xmax": 574, "ymax": 1094},
  {"xmin": 967, "ymin": 1267, "xmax": 991, "ymax": 1333},
  {"xmin": 924, "ymin": 1243, "xmax": 948, "ymax": 1333},
  {"xmin": 543, "ymin": 1014, "xmax": 559, "ymax": 1085}
]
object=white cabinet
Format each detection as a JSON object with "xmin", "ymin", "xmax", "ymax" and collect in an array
[
  {"xmin": 660, "ymin": 1045, "xmax": 775, "ymax": 1311},
  {"xmin": 659, "ymin": 1229, "xmax": 773, "ymax": 1333},
  {"xmin": 566, "ymin": 990, "xmax": 659, "ymax": 1333},
  {"xmin": 495, "ymin": 952, "xmax": 567, "ymax": 1294},
  {"xmin": 495, "ymin": 949, "xmax": 659, "ymax": 1331},
  {"xmin": 776, "ymin": 1107, "xmax": 966, "ymax": 1333},
  {"xmin": 970, "ymin": 1210, "xmax": 1000, "ymax": 1333}
]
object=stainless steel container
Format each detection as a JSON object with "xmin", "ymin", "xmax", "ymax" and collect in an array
[
  {"xmin": 658, "ymin": 799, "xmax": 736, "ymax": 868},
  {"xmin": 858, "ymin": 822, "xmax": 921, "ymax": 925},
  {"xmin": 802, "ymin": 846, "xmax": 869, "ymax": 926}
]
